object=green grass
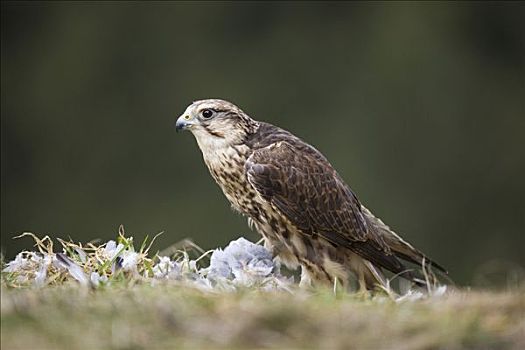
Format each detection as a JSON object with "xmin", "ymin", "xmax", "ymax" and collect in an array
[{"xmin": 1, "ymin": 283, "xmax": 524, "ymax": 350}]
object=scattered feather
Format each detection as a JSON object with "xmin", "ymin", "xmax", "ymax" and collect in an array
[
  {"xmin": 56, "ymin": 253, "xmax": 88, "ymax": 286},
  {"xmin": 1, "ymin": 231, "xmax": 447, "ymax": 298}
]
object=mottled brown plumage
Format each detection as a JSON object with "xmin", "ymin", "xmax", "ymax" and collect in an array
[{"xmin": 176, "ymin": 99, "xmax": 446, "ymax": 290}]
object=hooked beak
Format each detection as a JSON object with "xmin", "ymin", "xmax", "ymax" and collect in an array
[{"xmin": 175, "ymin": 115, "xmax": 194, "ymax": 132}]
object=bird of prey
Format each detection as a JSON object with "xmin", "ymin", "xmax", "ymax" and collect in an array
[{"xmin": 176, "ymin": 99, "xmax": 447, "ymax": 290}]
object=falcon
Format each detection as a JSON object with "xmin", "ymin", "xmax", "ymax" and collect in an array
[{"xmin": 175, "ymin": 99, "xmax": 447, "ymax": 290}]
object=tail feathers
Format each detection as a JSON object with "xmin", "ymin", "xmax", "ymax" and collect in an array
[
  {"xmin": 362, "ymin": 258, "xmax": 428, "ymax": 290},
  {"xmin": 360, "ymin": 205, "xmax": 449, "ymax": 278},
  {"xmin": 395, "ymin": 251, "xmax": 447, "ymax": 274}
]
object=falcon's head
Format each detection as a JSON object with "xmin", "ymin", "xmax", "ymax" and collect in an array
[{"xmin": 176, "ymin": 99, "xmax": 258, "ymax": 150}]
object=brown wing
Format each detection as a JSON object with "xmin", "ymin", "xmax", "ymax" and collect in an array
[{"xmin": 245, "ymin": 140, "xmax": 408, "ymax": 275}]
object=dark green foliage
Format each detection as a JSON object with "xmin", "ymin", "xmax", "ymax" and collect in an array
[{"xmin": 1, "ymin": 2, "xmax": 524, "ymax": 285}]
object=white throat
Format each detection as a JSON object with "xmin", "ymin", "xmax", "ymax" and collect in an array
[{"xmin": 190, "ymin": 128, "xmax": 232, "ymax": 166}]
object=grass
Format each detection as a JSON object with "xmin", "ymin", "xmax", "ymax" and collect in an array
[
  {"xmin": 1, "ymin": 231, "xmax": 524, "ymax": 349},
  {"xmin": 2, "ymin": 283, "xmax": 524, "ymax": 349}
]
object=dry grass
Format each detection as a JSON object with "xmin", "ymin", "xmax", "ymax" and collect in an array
[{"xmin": 1, "ymin": 283, "xmax": 524, "ymax": 350}]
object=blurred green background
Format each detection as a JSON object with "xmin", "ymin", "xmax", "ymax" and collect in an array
[{"xmin": 1, "ymin": 2, "xmax": 524, "ymax": 286}]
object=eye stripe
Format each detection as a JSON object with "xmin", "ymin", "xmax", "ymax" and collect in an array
[
  {"xmin": 203, "ymin": 125, "xmax": 225, "ymax": 138},
  {"xmin": 200, "ymin": 108, "xmax": 238, "ymax": 118}
]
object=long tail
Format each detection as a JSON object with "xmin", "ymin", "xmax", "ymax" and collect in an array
[{"xmin": 360, "ymin": 205, "xmax": 449, "ymax": 284}]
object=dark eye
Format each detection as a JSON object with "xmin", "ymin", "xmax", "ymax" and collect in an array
[{"xmin": 201, "ymin": 109, "xmax": 214, "ymax": 119}]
